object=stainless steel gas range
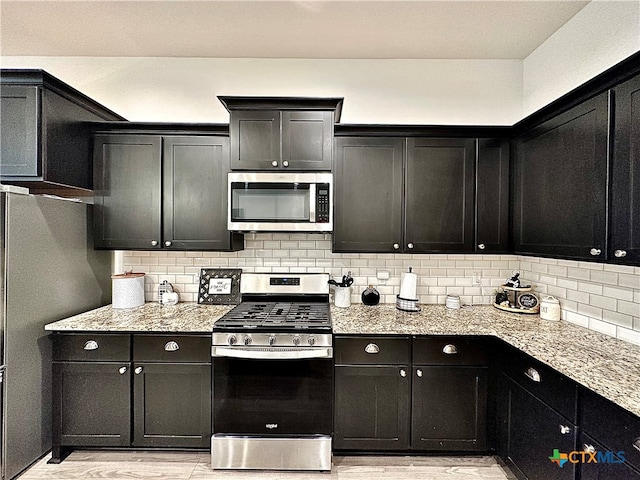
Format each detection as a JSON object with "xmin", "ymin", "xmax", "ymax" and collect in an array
[{"xmin": 211, "ymin": 273, "xmax": 332, "ymax": 472}]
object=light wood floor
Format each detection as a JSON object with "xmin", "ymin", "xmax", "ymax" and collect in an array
[{"xmin": 17, "ymin": 450, "xmax": 516, "ymax": 480}]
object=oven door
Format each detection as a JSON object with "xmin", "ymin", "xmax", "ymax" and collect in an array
[{"xmin": 213, "ymin": 356, "xmax": 332, "ymax": 436}]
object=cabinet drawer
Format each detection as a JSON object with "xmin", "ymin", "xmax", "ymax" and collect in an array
[
  {"xmin": 501, "ymin": 346, "xmax": 577, "ymax": 422},
  {"xmin": 53, "ymin": 334, "xmax": 131, "ymax": 362},
  {"xmin": 581, "ymin": 388, "xmax": 640, "ymax": 472},
  {"xmin": 412, "ymin": 336, "xmax": 488, "ymax": 365},
  {"xmin": 133, "ymin": 335, "xmax": 211, "ymax": 363},
  {"xmin": 334, "ymin": 336, "xmax": 410, "ymax": 365}
]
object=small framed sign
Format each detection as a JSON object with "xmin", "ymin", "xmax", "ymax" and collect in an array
[{"xmin": 198, "ymin": 269, "xmax": 242, "ymax": 305}]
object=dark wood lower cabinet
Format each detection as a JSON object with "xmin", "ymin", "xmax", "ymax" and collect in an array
[
  {"xmin": 498, "ymin": 374, "xmax": 576, "ymax": 480},
  {"xmin": 411, "ymin": 366, "xmax": 487, "ymax": 451},
  {"xmin": 333, "ymin": 365, "xmax": 410, "ymax": 450},
  {"xmin": 51, "ymin": 333, "xmax": 212, "ymax": 463},
  {"xmin": 133, "ymin": 363, "xmax": 211, "ymax": 448},
  {"xmin": 580, "ymin": 434, "xmax": 640, "ymax": 480},
  {"xmin": 52, "ymin": 361, "xmax": 131, "ymax": 449}
]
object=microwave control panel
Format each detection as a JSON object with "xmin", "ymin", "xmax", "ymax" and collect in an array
[{"xmin": 316, "ymin": 183, "xmax": 330, "ymax": 223}]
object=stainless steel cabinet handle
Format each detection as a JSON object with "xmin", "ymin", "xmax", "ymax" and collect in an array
[
  {"xmin": 590, "ymin": 248, "xmax": 601, "ymax": 256},
  {"xmin": 583, "ymin": 444, "xmax": 596, "ymax": 453},
  {"xmin": 364, "ymin": 343, "xmax": 380, "ymax": 354},
  {"xmin": 393, "ymin": 243, "xmax": 400, "ymax": 250},
  {"xmin": 524, "ymin": 367, "xmax": 541, "ymax": 383},
  {"xmin": 282, "ymin": 160, "xmax": 289, "ymax": 168},
  {"xmin": 614, "ymin": 249, "xmax": 627, "ymax": 258},
  {"xmin": 83, "ymin": 340, "xmax": 99, "ymax": 351},
  {"xmin": 416, "ymin": 369, "xmax": 423, "ymax": 378},
  {"xmin": 271, "ymin": 160, "xmax": 278, "ymax": 167},
  {"xmin": 407, "ymin": 243, "xmax": 414, "ymax": 249},
  {"xmin": 151, "ymin": 240, "xmax": 158, "ymax": 247},
  {"xmin": 164, "ymin": 341, "xmax": 180, "ymax": 352},
  {"xmin": 400, "ymin": 369, "xmax": 407, "ymax": 377},
  {"xmin": 134, "ymin": 366, "xmax": 143, "ymax": 375},
  {"xmin": 119, "ymin": 366, "xmax": 128, "ymax": 375},
  {"xmin": 478, "ymin": 243, "xmax": 486, "ymax": 250},
  {"xmin": 164, "ymin": 241, "xmax": 172, "ymax": 247},
  {"xmin": 442, "ymin": 344, "xmax": 458, "ymax": 355},
  {"xmin": 633, "ymin": 438, "xmax": 640, "ymax": 453},
  {"xmin": 559, "ymin": 425, "xmax": 571, "ymax": 435}
]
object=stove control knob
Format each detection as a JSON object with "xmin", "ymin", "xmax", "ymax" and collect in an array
[
  {"xmin": 293, "ymin": 335, "xmax": 301, "ymax": 346},
  {"xmin": 268, "ymin": 335, "xmax": 276, "ymax": 346},
  {"xmin": 308, "ymin": 336, "xmax": 316, "ymax": 346},
  {"xmin": 243, "ymin": 335, "xmax": 252, "ymax": 346},
  {"xmin": 227, "ymin": 335, "xmax": 237, "ymax": 346}
]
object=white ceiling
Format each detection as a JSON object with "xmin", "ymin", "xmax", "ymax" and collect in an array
[{"xmin": 1, "ymin": 0, "xmax": 590, "ymax": 60}]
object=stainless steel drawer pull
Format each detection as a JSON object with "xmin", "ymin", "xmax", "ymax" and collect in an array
[
  {"xmin": 83, "ymin": 340, "xmax": 99, "ymax": 351},
  {"xmin": 583, "ymin": 444, "xmax": 596, "ymax": 453},
  {"xmin": 590, "ymin": 248, "xmax": 601, "ymax": 256},
  {"xmin": 442, "ymin": 344, "xmax": 458, "ymax": 355},
  {"xmin": 119, "ymin": 366, "xmax": 128, "ymax": 375},
  {"xmin": 633, "ymin": 438, "xmax": 640, "ymax": 453},
  {"xmin": 164, "ymin": 341, "xmax": 180, "ymax": 352},
  {"xmin": 559, "ymin": 425, "xmax": 571, "ymax": 435},
  {"xmin": 134, "ymin": 366, "xmax": 143, "ymax": 375},
  {"xmin": 400, "ymin": 369, "xmax": 407, "ymax": 377},
  {"xmin": 524, "ymin": 367, "xmax": 541, "ymax": 383},
  {"xmin": 614, "ymin": 249, "xmax": 627, "ymax": 258},
  {"xmin": 364, "ymin": 343, "xmax": 380, "ymax": 354},
  {"xmin": 416, "ymin": 369, "xmax": 423, "ymax": 378}
]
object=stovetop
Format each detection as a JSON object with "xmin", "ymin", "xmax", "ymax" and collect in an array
[{"xmin": 214, "ymin": 301, "xmax": 331, "ymax": 330}]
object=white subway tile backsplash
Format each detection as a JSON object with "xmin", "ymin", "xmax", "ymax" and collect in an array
[{"xmin": 122, "ymin": 236, "xmax": 640, "ymax": 346}]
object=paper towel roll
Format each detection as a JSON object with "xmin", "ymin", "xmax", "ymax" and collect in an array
[
  {"xmin": 112, "ymin": 272, "xmax": 145, "ymax": 308},
  {"xmin": 399, "ymin": 271, "xmax": 418, "ymax": 300}
]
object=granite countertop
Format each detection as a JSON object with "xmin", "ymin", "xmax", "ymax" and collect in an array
[
  {"xmin": 44, "ymin": 302, "xmax": 234, "ymax": 333},
  {"xmin": 45, "ymin": 302, "xmax": 640, "ymax": 417}
]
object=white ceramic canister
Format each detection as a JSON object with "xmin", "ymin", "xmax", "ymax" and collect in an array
[
  {"xmin": 445, "ymin": 295, "xmax": 461, "ymax": 309},
  {"xmin": 112, "ymin": 272, "xmax": 145, "ymax": 308},
  {"xmin": 334, "ymin": 286, "xmax": 352, "ymax": 308},
  {"xmin": 540, "ymin": 295, "xmax": 561, "ymax": 321}
]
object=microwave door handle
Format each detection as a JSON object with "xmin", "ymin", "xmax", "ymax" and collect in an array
[{"xmin": 309, "ymin": 183, "xmax": 316, "ymax": 223}]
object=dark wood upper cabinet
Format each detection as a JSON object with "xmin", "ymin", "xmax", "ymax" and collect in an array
[
  {"xmin": 94, "ymin": 133, "xmax": 242, "ymax": 251},
  {"xmin": 333, "ymin": 137, "xmax": 404, "ymax": 252},
  {"xmin": 610, "ymin": 73, "xmax": 640, "ymax": 265},
  {"xmin": 513, "ymin": 91, "xmax": 610, "ymax": 260},
  {"xmin": 219, "ymin": 96, "xmax": 342, "ymax": 171},
  {"xmin": 476, "ymin": 138, "xmax": 510, "ymax": 253},
  {"xmin": 405, "ymin": 138, "xmax": 475, "ymax": 253},
  {"xmin": 0, "ymin": 69, "xmax": 124, "ymax": 196}
]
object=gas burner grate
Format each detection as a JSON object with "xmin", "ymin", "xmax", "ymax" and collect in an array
[{"xmin": 217, "ymin": 301, "xmax": 331, "ymax": 329}]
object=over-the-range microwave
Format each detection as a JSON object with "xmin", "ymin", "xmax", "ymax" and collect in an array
[{"xmin": 227, "ymin": 172, "xmax": 333, "ymax": 232}]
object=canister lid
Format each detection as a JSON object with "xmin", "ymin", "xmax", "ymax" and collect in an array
[{"xmin": 541, "ymin": 295, "xmax": 560, "ymax": 304}]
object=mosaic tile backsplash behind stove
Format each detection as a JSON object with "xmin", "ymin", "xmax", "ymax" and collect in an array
[{"xmin": 121, "ymin": 233, "xmax": 640, "ymax": 345}]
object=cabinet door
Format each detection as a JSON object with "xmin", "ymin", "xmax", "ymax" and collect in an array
[
  {"xmin": 281, "ymin": 111, "xmax": 333, "ymax": 170},
  {"xmin": 501, "ymin": 375, "xmax": 576, "ymax": 480},
  {"xmin": 333, "ymin": 137, "xmax": 404, "ymax": 252},
  {"xmin": 334, "ymin": 365, "xmax": 410, "ymax": 450},
  {"xmin": 476, "ymin": 138, "xmax": 510, "ymax": 253},
  {"xmin": 133, "ymin": 363, "xmax": 211, "ymax": 448},
  {"xmin": 229, "ymin": 110, "xmax": 280, "ymax": 169},
  {"xmin": 580, "ymin": 434, "xmax": 640, "ymax": 480},
  {"xmin": 163, "ymin": 136, "xmax": 242, "ymax": 251},
  {"xmin": 52, "ymin": 362, "xmax": 131, "ymax": 447},
  {"xmin": 405, "ymin": 138, "xmax": 475, "ymax": 252},
  {"xmin": 0, "ymin": 85, "xmax": 39, "ymax": 177},
  {"xmin": 411, "ymin": 366, "xmax": 487, "ymax": 451},
  {"xmin": 611, "ymin": 73, "xmax": 640, "ymax": 265},
  {"xmin": 93, "ymin": 134, "xmax": 162, "ymax": 249},
  {"xmin": 513, "ymin": 92, "xmax": 609, "ymax": 260}
]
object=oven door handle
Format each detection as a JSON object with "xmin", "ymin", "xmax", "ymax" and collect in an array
[{"xmin": 212, "ymin": 346, "xmax": 333, "ymax": 360}]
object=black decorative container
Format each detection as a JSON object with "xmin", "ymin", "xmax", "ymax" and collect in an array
[{"xmin": 361, "ymin": 285, "xmax": 380, "ymax": 306}]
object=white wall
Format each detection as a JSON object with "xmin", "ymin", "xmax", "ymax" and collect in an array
[
  {"xmin": 523, "ymin": 0, "xmax": 640, "ymax": 116},
  {"xmin": 0, "ymin": 57, "xmax": 523, "ymax": 125}
]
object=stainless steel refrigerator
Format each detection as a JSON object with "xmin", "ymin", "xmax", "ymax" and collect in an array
[{"xmin": 0, "ymin": 190, "xmax": 111, "ymax": 480}]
